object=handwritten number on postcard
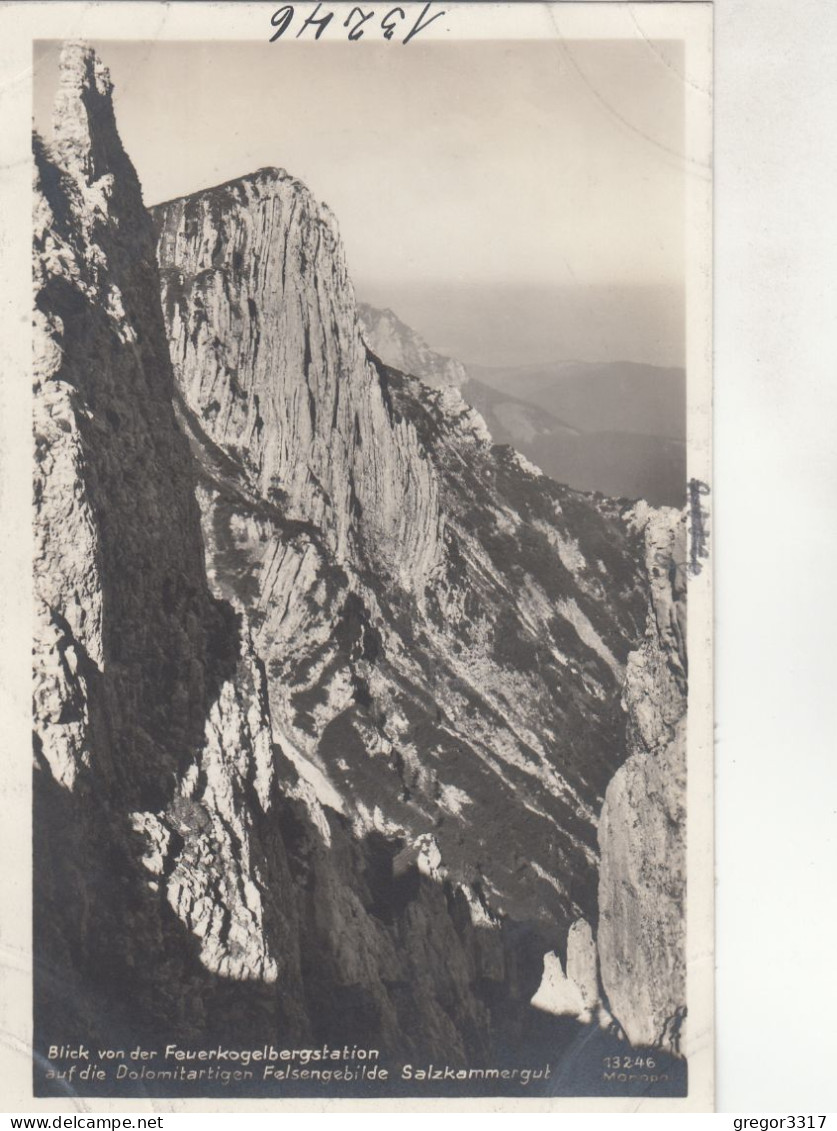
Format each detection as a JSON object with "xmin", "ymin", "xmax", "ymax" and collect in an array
[{"xmin": 269, "ymin": 3, "xmax": 446, "ymax": 43}]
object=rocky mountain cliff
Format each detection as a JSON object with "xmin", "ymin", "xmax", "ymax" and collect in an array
[
  {"xmin": 598, "ymin": 501, "xmax": 687, "ymax": 1052},
  {"xmin": 32, "ymin": 41, "xmax": 688, "ymax": 1097},
  {"xmin": 357, "ymin": 302, "xmax": 468, "ymax": 389},
  {"xmin": 151, "ymin": 168, "xmax": 649, "ymax": 941},
  {"xmin": 34, "ymin": 39, "xmax": 312, "ymax": 1053}
]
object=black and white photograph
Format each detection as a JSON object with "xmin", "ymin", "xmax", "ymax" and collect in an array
[{"xmin": 4, "ymin": 0, "xmax": 713, "ymax": 1112}]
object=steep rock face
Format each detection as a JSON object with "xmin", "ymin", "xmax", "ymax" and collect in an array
[
  {"xmin": 31, "ymin": 42, "xmax": 564, "ymax": 1068},
  {"xmin": 357, "ymin": 301, "xmax": 467, "ymax": 388},
  {"xmin": 596, "ymin": 502, "xmax": 687, "ymax": 1050},
  {"xmin": 34, "ymin": 40, "xmax": 687, "ymax": 1078},
  {"xmin": 34, "ymin": 47, "xmax": 207, "ymax": 804},
  {"xmin": 33, "ymin": 43, "xmax": 317, "ymax": 1044},
  {"xmin": 529, "ymin": 505, "xmax": 687, "ymax": 1044},
  {"xmin": 154, "ymin": 177, "xmax": 442, "ymax": 589},
  {"xmin": 153, "ymin": 173, "xmax": 650, "ymax": 953}
]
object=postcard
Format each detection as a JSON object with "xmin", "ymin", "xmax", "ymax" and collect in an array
[{"xmin": 0, "ymin": 0, "xmax": 713, "ymax": 1112}]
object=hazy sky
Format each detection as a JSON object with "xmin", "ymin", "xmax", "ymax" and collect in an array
[{"xmin": 34, "ymin": 38, "xmax": 686, "ymax": 367}]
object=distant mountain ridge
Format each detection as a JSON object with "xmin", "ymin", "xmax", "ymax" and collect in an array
[
  {"xmin": 468, "ymin": 359, "xmax": 686, "ymax": 442},
  {"xmin": 357, "ymin": 302, "xmax": 468, "ymax": 389},
  {"xmin": 359, "ymin": 304, "xmax": 686, "ymax": 507}
]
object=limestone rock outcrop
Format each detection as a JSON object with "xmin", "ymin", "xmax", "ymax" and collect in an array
[
  {"xmin": 34, "ymin": 42, "xmax": 552, "ymax": 1064},
  {"xmin": 32, "ymin": 39, "xmax": 688, "ymax": 1081},
  {"xmin": 33, "ymin": 40, "xmax": 312, "ymax": 1044},
  {"xmin": 154, "ymin": 177, "xmax": 442, "ymax": 588},
  {"xmin": 152, "ymin": 172, "xmax": 651, "ymax": 944},
  {"xmin": 596, "ymin": 503, "xmax": 688, "ymax": 1051},
  {"xmin": 357, "ymin": 301, "xmax": 468, "ymax": 389}
]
